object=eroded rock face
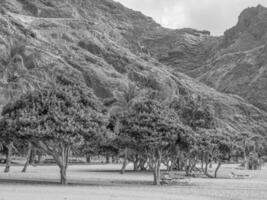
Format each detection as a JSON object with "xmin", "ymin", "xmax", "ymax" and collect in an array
[
  {"xmin": 223, "ymin": 5, "xmax": 267, "ymax": 50},
  {"xmin": 0, "ymin": 0, "xmax": 266, "ymax": 136},
  {"xmin": 196, "ymin": 5, "xmax": 267, "ymax": 112},
  {"xmin": 140, "ymin": 4, "xmax": 267, "ymax": 113},
  {"xmin": 198, "ymin": 43, "xmax": 267, "ymax": 111}
]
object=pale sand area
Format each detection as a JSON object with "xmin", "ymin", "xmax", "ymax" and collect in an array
[{"xmin": 0, "ymin": 163, "xmax": 266, "ymax": 200}]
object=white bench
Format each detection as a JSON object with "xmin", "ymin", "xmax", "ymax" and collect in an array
[
  {"xmin": 229, "ymin": 172, "xmax": 250, "ymax": 179},
  {"xmin": 161, "ymin": 172, "xmax": 187, "ymax": 184}
]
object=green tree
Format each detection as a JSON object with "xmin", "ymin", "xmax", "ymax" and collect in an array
[
  {"xmin": 110, "ymin": 82, "xmax": 141, "ymax": 174},
  {"xmin": 196, "ymin": 129, "xmax": 232, "ymax": 178},
  {"xmin": 0, "ymin": 119, "xmax": 17, "ymax": 172},
  {"xmin": 119, "ymin": 97, "xmax": 187, "ymax": 185},
  {"xmin": 236, "ymin": 132, "xmax": 265, "ymax": 170},
  {"xmin": 169, "ymin": 94, "xmax": 216, "ymax": 175},
  {"xmin": 1, "ymin": 76, "xmax": 108, "ymax": 184},
  {"xmin": 0, "ymin": 41, "xmax": 45, "ymax": 172}
]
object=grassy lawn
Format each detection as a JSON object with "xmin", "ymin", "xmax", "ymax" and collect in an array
[{"xmin": 0, "ymin": 163, "xmax": 266, "ymax": 200}]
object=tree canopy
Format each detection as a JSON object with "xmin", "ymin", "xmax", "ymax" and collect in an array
[
  {"xmin": 1, "ymin": 76, "xmax": 109, "ymax": 184},
  {"xmin": 118, "ymin": 93, "xmax": 191, "ymax": 184}
]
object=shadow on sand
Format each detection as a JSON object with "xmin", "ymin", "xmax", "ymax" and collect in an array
[{"xmin": 0, "ymin": 177, "xmax": 156, "ymax": 187}]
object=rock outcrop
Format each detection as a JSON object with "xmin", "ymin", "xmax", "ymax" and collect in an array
[
  {"xmin": 222, "ymin": 5, "xmax": 267, "ymax": 51},
  {"xmin": 197, "ymin": 5, "xmax": 267, "ymax": 112},
  {"xmin": 140, "ymin": 4, "xmax": 267, "ymax": 113}
]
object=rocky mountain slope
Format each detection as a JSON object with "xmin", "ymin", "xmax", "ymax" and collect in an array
[
  {"xmin": 142, "ymin": 4, "xmax": 267, "ymax": 112},
  {"xmin": 198, "ymin": 5, "xmax": 267, "ymax": 112},
  {"xmin": 0, "ymin": 0, "xmax": 266, "ymax": 136}
]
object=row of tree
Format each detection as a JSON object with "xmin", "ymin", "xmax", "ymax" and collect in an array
[
  {"xmin": 0, "ymin": 42, "xmax": 266, "ymax": 185},
  {"xmin": 1, "ymin": 79, "xmax": 265, "ymax": 184}
]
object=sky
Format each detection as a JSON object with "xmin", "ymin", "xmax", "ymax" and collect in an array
[{"xmin": 115, "ymin": 0, "xmax": 267, "ymax": 36}]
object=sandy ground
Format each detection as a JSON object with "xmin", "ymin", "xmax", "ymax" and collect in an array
[{"xmin": 0, "ymin": 163, "xmax": 267, "ymax": 200}]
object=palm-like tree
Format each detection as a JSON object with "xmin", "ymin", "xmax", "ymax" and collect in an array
[
  {"xmin": 110, "ymin": 82, "xmax": 141, "ymax": 174},
  {"xmin": 110, "ymin": 80, "xmax": 179, "ymax": 173},
  {"xmin": 0, "ymin": 41, "xmax": 48, "ymax": 172},
  {"xmin": 234, "ymin": 132, "xmax": 264, "ymax": 169},
  {"xmin": 111, "ymin": 82, "xmax": 140, "ymax": 114},
  {"xmin": 1, "ymin": 42, "xmax": 44, "ymax": 101}
]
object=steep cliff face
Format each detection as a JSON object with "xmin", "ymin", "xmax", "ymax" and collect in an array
[
  {"xmin": 198, "ymin": 5, "xmax": 267, "ymax": 112},
  {"xmin": 222, "ymin": 5, "xmax": 267, "ymax": 51},
  {"xmin": 0, "ymin": 0, "xmax": 266, "ymax": 136},
  {"xmin": 140, "ymin": 4, "xmax": 267, "ymax": 113}
]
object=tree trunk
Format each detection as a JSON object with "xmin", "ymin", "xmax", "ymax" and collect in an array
[
  {"xmin": 243, "ymin": 150, "xmax": 248, "ymax": 169},
  {"xmin": 234, "ymin": 154, "xmax": 239, "ymax": 163},
  {"xmin": 176, "ymin": 157, "xmax": 180, "ymax": 171},
  {"xmin": 153, "ymin": 159, "xmax": 161, "ymax": 185},
  {"xmin": 120, "ymin": 158, "xmax": 127, "ymax": 174},
  {"xmin": 139, "ymin": 158, "xmax": 147, "ymax": 171},
  {"xmin": 204, "ymin": 161, "xmax": 213, "ymax": 178},
  {"xmin": 37, "ymin": 153, "xmax": 42, "ymax": 164},
  {"xmin": 153, "ymin": 151, "xmax": 162, "ymax": 185},
  {"xmin": 153, "ymin": 167, "xmax": 159, "ymax": 185},
  {"xmin": 204, "ymin": 154, "xmax": 213, "ymax": 178},
  {"xmin": 204, "ymin": 153, "xmax": 208, "ymax": 174},
  {"xmin": 120, "ymin": 147, "xmax": 128, "ymax": 174},
  {"xmin": 60, "ymin": 165, "xmax": 67, "ymax": 184},
  {"xmin": 209, "ymin": 155, "xmax": 213, "ymax": 168},
  {"xmin": 214, "ymin": 161, "xmax": 222, "ymax": 178},
  {"xmin": 169, "ymin": 159, "xmax": 174, "ymax": 171},
  {"xmin": 205, "ymin": 161, "xmax": 208, "ymax": 174},
  {"xmin": 201, "ymin": 152, "xmax": 204, "ymax": 172},
  {"xmin": 22, "ymin": 142, "xmax": 32, "ymax": 173},
  {"xmin": 57, "ymin": 145, "xmax": 70, "ymax": 185},
  {"xmin": 111, "ymin": 156, "xmax": 116, "ymax": 163},
  {"xmin": 185, "ymin": 158, "xmax": 190, "ymax": 176},
  {"xmin": 133, "ymin": 154, "xmax": 139, "ymax": 171},
  {"xmin": 165, "ymin": 158, "xmax": 172, "ymax": 171},
  {"xmin": 176, "ymin": 151, "xmax": 184, "ymax": 171},
  {"xmin": 86, "ymin": 155, "xmax": 91, "ymax": 163},
  {"xmin": 4, "ymin": 142, "xmax": 13, "ymax": 173},
  {"xmin": 29, "ymin": 148, "xmax": 36, "ymax": 166},
  {"xmin": 106, "ymin": 156, "xmax": 110, "ymax": 164},
  {"xmin": 189, "ymin": 157, "xmax": 197, "ymax": 174},
  {"xmin": 36, "ymin": 141, "xmax": 69, "ymax": 184}
]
